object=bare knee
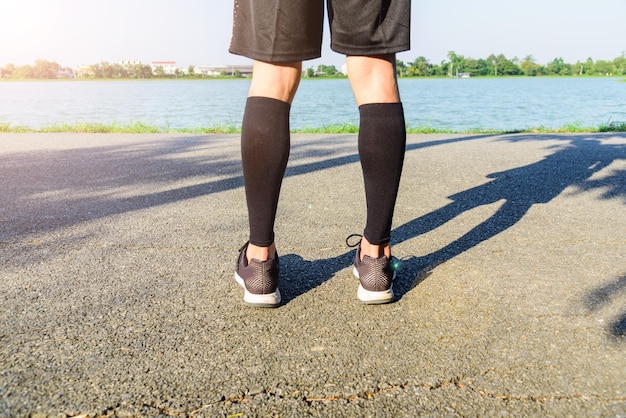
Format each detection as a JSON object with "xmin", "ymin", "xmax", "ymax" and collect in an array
[
  {"xmin": 248, "ymin": 61, "xmax": 302, "ymax": 104},
  {"xmin": 347, "ymin": 55, "xmax": 400, "ymax": 106}
]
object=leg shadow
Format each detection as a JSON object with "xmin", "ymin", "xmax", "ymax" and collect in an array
[{"xmin": 278, "ymin": 135, "xmax": 625, "ymax": 304}]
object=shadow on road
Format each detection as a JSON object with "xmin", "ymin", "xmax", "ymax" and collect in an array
[
  {"xmin": 280, "ymin": 135, "xmax": 626, "ymax": 316},
  {"xmin": 2, "ymin": 133, "xmax": 625, "ymax": 330},
  {"xmin": 583, "ymin": 274, "xmax": 626, "ymax": 339}
]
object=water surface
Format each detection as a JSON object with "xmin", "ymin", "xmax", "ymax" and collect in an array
[{"xmin": 1, "ymin": 77, "xmax": 624, "ymax": 131}]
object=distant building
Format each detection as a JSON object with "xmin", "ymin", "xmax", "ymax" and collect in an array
[
  {"xmin": 194, "ymin": 65, "xmax": 253, "ymax": 76},
  {"xmin": 75, "ymin": 64, "xmax": 94, "ymax": 77},
  {"xmin": 120, "ymin": 60, "xmax": 142, "ymax": 67},
  {"xmin": 151, "ymin": 61, "xmax": 177, "ymax": 75},
  {"xmin": 57, "ymin": 69, "xmax": 75, "ymax": 78}
]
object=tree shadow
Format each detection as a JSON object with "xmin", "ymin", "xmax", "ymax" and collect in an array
[
  {"xmin": 0, "ymin": 135, "xmax": 244, "ymax": 240},
  {"xmin": 279, "ymin": 134, "xmax": 626, "ymax": 305},
  {"xmin": 583, "ymin": 274, "xmax": 626, "ymax": 339},
  {"xmin": 0, "ymin": 133, "xmax": 489, "ymax": 267}
]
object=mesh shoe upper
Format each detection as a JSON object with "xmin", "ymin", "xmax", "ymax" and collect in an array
[
  {"xmin": 354, "ymin": 246, "xmax": 395, "ymax": 292},
  {"xmin": 236, "ymin": 242, "xmax": 279, "ymax": 295}
]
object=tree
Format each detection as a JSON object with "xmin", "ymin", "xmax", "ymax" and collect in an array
[
  {"xmin": 447, "ymin": 51, "xmax": 457, "ymax": 76},
  {"xmin": 438, "ymin": 60, "xmax": 450, "ymax": 77},
  {"xmin": 140, "ymin": 64, "xmax": 153, "ymax": 78},
  {"xmin": 463, "ymin": 58, "xmax": 485, "ymax": 76},
  {"xmin": 1, "ymin": 63, "xmax": 15, "ymax": 78},
  {"xmin": 13, "ymin": 64, "xmax": 34, "ymax": 79},
  {"xmin": 521, "ymin": 55, "xmax": 539, "ymax": 76},
  {"xmin": 90, "ymin": 63, "xmax": 101, "ymax": 78},
  {"xmin": 396, "ymin": 60, "xmax": 407, "ymax": 77},
  {"xmin": 90, "ymin": 61, "xmax": 116, "ymax": 78},
  {"xmin": 316, "ymin": 64, "xmax": 337, "ymax": 76},
  {"xmin": 125, "ymin": 63, "xmax": 152, "ymax": 79},
  {"xmin": 580, "ymin": 58, "xmax": 594, "ymax": 75},
  {"xmin": 546, "ymin": 57, "xmax": 564, "ymax": 75},
  {"xmin": 494, "ymin": 54, "xmax": 521, "ymax": 76},
  {"xmin": 487, "ymin": 54, "xmax": 498, "ymax": 76},
  {"xmin": 154, "ymin": 65, "xmax": 166, "ymax": 77},
  {"xmin": 33, "ymin": 59, "xmax": 60, "ymax": 79},
  {"xmin": 558, "ymin": 63, "xmax": 573, "ymax": 76},
  {"xmin": 447, "ymin": 51, "xmax": 462, "ymax": 77},
  {"xmin": 410, "ymin": 56, "xmax": 431, "ymax": 76},
  {"xmin": 476, "ymin": 59, "xmax": 492, "ymax": 76},
  {"xmin": 429, "ymin": 62, "xmax": 445, "ymax": 76},
  {"xmin": 613, "ymin": 53, "xmax": 626, "ymax": 76},
  {"xmin": 187, "ymin": 65, "xmax": 195, "ymax": 76},
  {"xmin": 594, "ymin": 60, "xmax": 615, "ymax": 76},
  {"xmin": 129, "ymin": 63, "xmax": 149, "ymax": 79},
  {"xmin": 102, "ymin": 62, "xmax": 115, "ymax": 78},
  {"xmin": 574, "ymin": 61, "xmax": 584, "ymax": 76},
  {"xmin": 111, "ymin": 63, "xmax": 127, "ymax": 78}
]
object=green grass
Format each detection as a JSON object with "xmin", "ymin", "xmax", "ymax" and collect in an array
[
  {"xmin": 0, "ymin": 121, "xmax": 241, "ymax": 134},
  {"xmin": 598, "ymin": 120, "xmax": 626, "ymax": 132},
  {"xmin": 297, "ymin": 123, "xmax": 360, "ymax": 133},
  {"xmin": 1, "ymin": 121, "xmax": 625, "ymax": 134},
  {"xmin": 41, "ymin": 121, "xmax": 163, "ymax": 133}
]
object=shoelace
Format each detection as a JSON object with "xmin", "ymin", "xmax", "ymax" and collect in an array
[
  {"xmin": 346, "ymin": 233, "xmax": 401, "ymax": 271},
  {"xmin": 345, "ymin": 233, "xmax": 363, "ymax": 248},
  {"xmin": 238, "ymin": 241, "xmax": 250, "ymax": 254}
]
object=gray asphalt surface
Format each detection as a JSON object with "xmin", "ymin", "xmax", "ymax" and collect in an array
[{"xmin": 1, "ymin": 132, "xmax": 625, "ymax": 417}]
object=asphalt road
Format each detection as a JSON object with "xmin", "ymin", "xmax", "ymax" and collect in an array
[{"xmin": 1, "ymin": 132, "xmax": 625, "ymax": 417}]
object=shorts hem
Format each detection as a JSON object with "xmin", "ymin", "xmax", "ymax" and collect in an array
[
  {"xmin": 330, "ymin": 43, "xmax": 411, "ymax": 57},
  {"xmin": 229, "ymin": 47, "xmax": 322, "ymax": 63}
]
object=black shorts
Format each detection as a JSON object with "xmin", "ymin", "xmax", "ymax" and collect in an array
[{"xmin": 229, "ymin": 0, "xmax": 411, "ymax": 63}]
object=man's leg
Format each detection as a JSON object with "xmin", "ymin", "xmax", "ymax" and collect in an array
[
  {"xmin": 242, "ymin": 60, "xmax": 302, "ymax": 262},
  {"xmin": 347, "ymin": 54, "xmax": 406, "ymax": 260}
]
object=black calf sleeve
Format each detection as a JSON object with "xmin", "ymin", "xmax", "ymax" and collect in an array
[
  {"xmin": 358, "ymin": 102, "xmax": 406, "ymax": 245},
  {"xmin": 241, "ymin": 96, "xmax": 291, "ymax": 247}
]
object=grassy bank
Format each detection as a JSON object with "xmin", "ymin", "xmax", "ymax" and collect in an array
[
  {"xmin": 0, "ymin": 121, "xmax": 240, "ymax": 134},
  {"xmin": 1, "ymin": 121, "xmax": 625, "ymax": 134}
]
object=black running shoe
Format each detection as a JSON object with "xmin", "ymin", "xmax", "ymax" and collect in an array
[
  {"xmin": 347, "ymin": 234, "xmax": 395, "ymax": 304},
  {"xmin": 234, "ymin": 242, "xmax": 281, "ymax": 307}
]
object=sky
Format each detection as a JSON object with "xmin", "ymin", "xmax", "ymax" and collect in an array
[{"xmin": 1, "ymin": 0, "xmax": 625, "ymax": 70}]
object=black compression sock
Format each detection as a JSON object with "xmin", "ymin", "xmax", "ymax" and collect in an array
[
  {"xmin": 358, "ymin": 102, "xmax": 406, "ymax": 245},
  {"xmin": 241, "ymin": 96, "xmax": 291, "ymax": 247}
]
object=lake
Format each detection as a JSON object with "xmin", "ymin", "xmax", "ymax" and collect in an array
[{"xmin": 1, "ymin": 77, "xmax": 625, "ymax": 131}]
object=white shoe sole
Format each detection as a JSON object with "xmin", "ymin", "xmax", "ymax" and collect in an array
[
  {"xmin": 353, "ymin": 267, "xmax": 395, "ymax": 304},
  {"xmin": 234, "ymin": 272, "xmax": 281, "ymax": 307}
]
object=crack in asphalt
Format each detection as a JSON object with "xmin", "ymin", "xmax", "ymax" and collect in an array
[{"xmin": 17, "ymin": 379, "xmax": 626, "ymax": 418}]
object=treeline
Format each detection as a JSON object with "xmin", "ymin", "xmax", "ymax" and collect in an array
[
  {"xmin": 1, "ymin": 59, "xmax": 75, "ymax": 79},
  {"xmin": 0, "ymin": 59, "xmax": 156, "ymax": 80},
  {"xmin": 2, "ymin": 52, "xmax": 626, "ymax": 80},
  {"xmin": 396, "ymin": 51, "xmax": 626, "ymax": 77}
]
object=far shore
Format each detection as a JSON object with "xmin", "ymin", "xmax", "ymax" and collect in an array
[{"xmin": 1, "ymin": 75, "xmax": 626, "ymax": 83}]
